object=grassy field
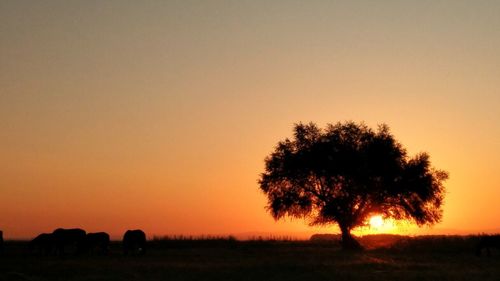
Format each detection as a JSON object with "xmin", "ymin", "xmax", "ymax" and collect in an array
[{"xmin": 0, "ymin": 235, "xmax": 499, "ymax": 281}]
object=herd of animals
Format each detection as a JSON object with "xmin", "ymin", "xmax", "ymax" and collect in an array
[
  {"xmin": 0, "ymin": 229, "xmax": 499, "ymax": 256},
  {"xmin": 0, "ymin": 229, "xmax": 146, "ymax": 256}
]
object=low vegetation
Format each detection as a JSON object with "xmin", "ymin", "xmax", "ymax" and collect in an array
[{"xmin": 0, "ymin": 235, "xmax": 498, "ymax": 281}]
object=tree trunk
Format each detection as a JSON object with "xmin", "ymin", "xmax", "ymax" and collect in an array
[{"xmin": 340, "ymin": 225, "xmax": 363, "ymax": 251}]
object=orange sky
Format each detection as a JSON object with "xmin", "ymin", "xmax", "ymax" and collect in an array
[{"xmin": 1, "ymin": 1, "xmax": 499, "ymax": 239}]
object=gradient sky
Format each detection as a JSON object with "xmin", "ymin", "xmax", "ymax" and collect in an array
[{"xmin": 1, "ymin": 0, "xmax": 499, "ymax": 239}]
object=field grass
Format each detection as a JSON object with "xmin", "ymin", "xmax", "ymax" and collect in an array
[{"xmin": 0, "ymin": 235, "xmax": 499, "ymax": 281}]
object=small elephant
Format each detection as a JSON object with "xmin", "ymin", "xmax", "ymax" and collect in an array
[
  {"xmin": 30, "ymin": 233, "xmax": 54, "ymax": 255},
  {"xmin": 123, "ymin": 229, "xmax": 146, "ymax": 255},
  {"xmin": 86, "ymin": 232, "xmax": 110, "ymax": 254},
  {"xmin": 52, "ymin": 228, "xmax": 87, "ymax": 255}
]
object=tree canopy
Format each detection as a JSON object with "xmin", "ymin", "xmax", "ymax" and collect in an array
[{"xmin": 259, "ymin": 121, "xmax": 448, "ymax": 250}]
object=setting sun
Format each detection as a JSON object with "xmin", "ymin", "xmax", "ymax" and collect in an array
[
  {"xmin": 359, "ymin": 215, "xmax": 399, "ymax": 234},
  {"xmin": 369, "ymin": 216, "xmax": 384, "ymax": 229}
]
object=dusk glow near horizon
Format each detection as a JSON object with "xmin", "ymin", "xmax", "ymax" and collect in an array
[{"xmin": 1, "ymin": 1, "xmax": 499, "ymax": 239}]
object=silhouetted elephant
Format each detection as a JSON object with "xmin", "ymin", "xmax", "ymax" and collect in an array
[
  {"xmin": 476, "ymin": 235, "xmax": 500, "ymax": 256},
  {"xmin": 30, "ymin": 233, "xmax": 54, "ymax": 255},
  {"xmin": 123, "ymin": 229, "xmax": 146, "ymax": 255},
  {"xmin": 0, "ymin": 230, "xmax": 3, "ymax": 254},
  {"xmin": 52, "ymin": 228, "xmax": 87, "ymax": 255},
  {"xmin": 86, "ymin": 232, "xmax": 110, "ymax": 254}
]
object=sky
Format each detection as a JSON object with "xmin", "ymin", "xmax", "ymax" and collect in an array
[{"xmin": 1, "ymin": 0, "xmax": 499, "ymax": 239}]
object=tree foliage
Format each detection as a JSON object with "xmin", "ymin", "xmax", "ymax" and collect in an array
[{"xmin": 259, "ymin": 122, "xmax": 448, "ymax": 249}]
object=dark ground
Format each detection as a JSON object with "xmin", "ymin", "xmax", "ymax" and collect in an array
[{"xmin": 0, "ymin": 235, "xmax": 499, "ymax": 281}]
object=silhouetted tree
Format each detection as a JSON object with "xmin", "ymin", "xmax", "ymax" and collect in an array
[{"xmin": 259, "ymin": 122, "xmax": 448, "ymax": 250}]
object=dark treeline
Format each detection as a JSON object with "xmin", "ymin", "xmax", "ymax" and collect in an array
[
  {"xmin": 0, "ymin": 229, "xmax": 499, "ymax": 257},
  {"xmin": 1, "ymin": 235, "xmax": 499, "ymax": 281}
]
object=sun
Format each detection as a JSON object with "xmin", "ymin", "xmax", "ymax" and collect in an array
[
  {"xmin": 369, "ymin": 215, "xmax": 384, "ymax": 229},
  {"xmin": 355, "ymin": 215, "xmax": 400, "ymax": 235}
]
